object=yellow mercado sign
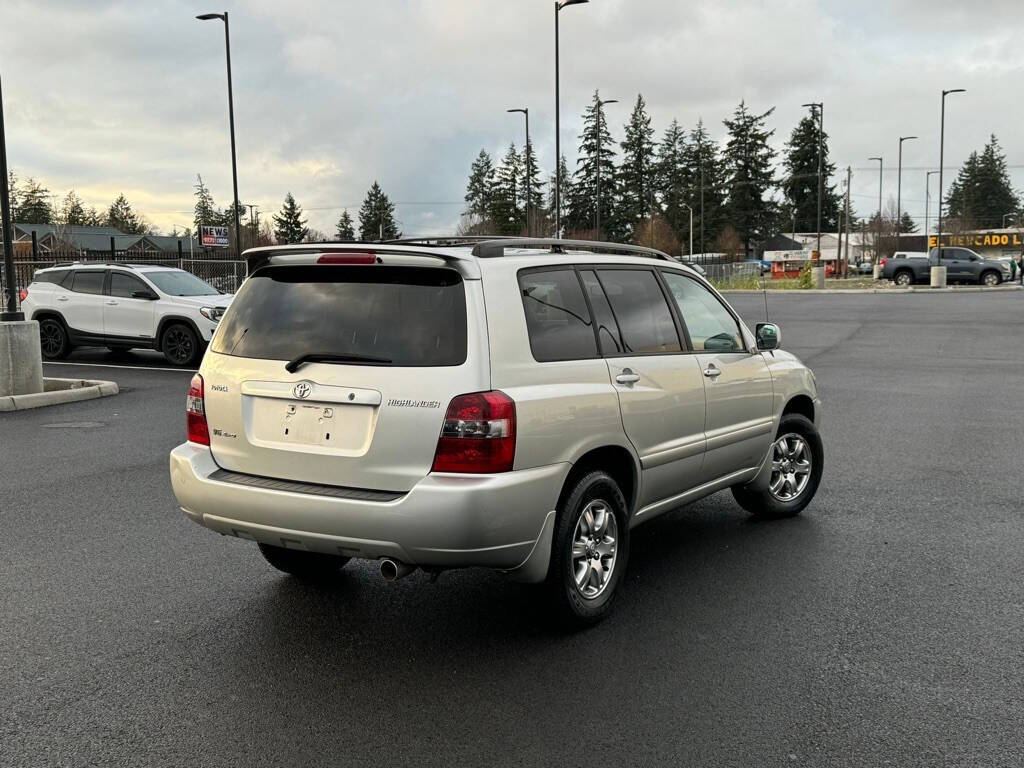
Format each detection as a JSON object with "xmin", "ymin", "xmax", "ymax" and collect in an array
[{"xmin": 928, "ymin": 233, "xmax": 1024, "ymax": 248}]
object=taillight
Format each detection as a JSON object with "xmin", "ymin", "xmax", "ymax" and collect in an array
[
  {"xmin": 19, "ymin": 288, "xmax": 28, "ymax": 302},
  {"xmin": 432, "ymin": 391, "xmax": 516, "ymax": 474},
  {"xmin": 317, "ymin": 253, "xmax": 377, "ymax": 264},
  {"xmin": 186, "ymin": 373, "xmax": 210, "ymax": 445},
  {"xmin": 880, "ymin": 258, "xmax": 887, "ymax": 268}
]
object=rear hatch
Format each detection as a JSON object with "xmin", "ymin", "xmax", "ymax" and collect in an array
[{"xmin": 201, "ymin": 263, "xmax": 488, "ymax": 492}]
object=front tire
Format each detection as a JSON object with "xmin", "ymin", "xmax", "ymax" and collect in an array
[
  {"xmin": 732, "ymin": 413, "xmax": 824, "ymax": 519},
  {"xmin": 893, "ymin": 270, "xmax": 913, "ymax": 287},
  {"xmin": 38, "ymin": 318, "xmax": 71, "ymax": 359},
  {"xmin": 980, "ymin": 270, "xmax": 1001, "ymax": 287},
  {"xmin": 258, "ymin": 543, "xmax": 350, "ymax": 582},
  {"xmin": 161, "ymin": 322, "xmax": 199, "ymax": 366},
  {"xmin": 544, "ymin": 471, "xmax": 629, "ymax": 627}
]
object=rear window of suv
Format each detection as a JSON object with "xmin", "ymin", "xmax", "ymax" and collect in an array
[{"xmin": 211, "ymin": 265, "xmax": 467, "ymax": 366}]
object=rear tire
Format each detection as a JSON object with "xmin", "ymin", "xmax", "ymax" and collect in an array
[
  {"xmin": 258, "ymin": 543, "xmax": 350, "ymax": 582},
  {"xmin": 38, "ymin": 317, "xmax": 71, "ymax": 359},
  {"xmin": 732, "ymin": 413, "xmax": 824, "ymax": 519},
  {"xmin": 160, "ymin": 323, "xmax": 199, "ymax": 366},
  {"xmin": 544, "ymin": 470, "xmax": 629, "ymax": 628}
]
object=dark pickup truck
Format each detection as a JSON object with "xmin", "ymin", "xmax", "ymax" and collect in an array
[{"xmin": 880, "ymin": 247, "xmax": 1012, "ymax": 286}]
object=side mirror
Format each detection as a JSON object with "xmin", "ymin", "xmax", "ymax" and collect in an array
[
  {"xmin": 755, "ymin": 323, "xmax": 781, "ymax": 351},
  {"xmin": 132, "ymin": 290, "xmax": 159, "ymax": 300}
]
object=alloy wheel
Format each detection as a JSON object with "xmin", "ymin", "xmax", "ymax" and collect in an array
[
  {"xmin": 983, "ymin": 273, "xmax": 999, "ymax": 287},
  {"xmin": 768, "ymin": 433, "xmax": 813, "ymax": 502},
  {"xmin": 570, "ymin": 499, "xmax": 618, "ymax": 599},
  {"xmin": 165, "ymin": 327, "xmax": 193, "ymax": 364},
  {"xmin": 40, "ymin": 321, "xmax": 64, "ymax": 357}
]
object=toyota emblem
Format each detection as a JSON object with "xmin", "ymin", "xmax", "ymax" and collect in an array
[{"xmin": 293, "ymin": 382, "xmax": 312, "ymax": 399}]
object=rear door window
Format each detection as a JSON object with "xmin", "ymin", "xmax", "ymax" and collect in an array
[
  {"xmin": 579, "ymin": 270, "xmax": 624, "ymax": 355},
  {"xmin": 594, "ymin": 269, "xmax": 681, "ymax": 354},
  {"xmin": 518, "ymin": 269, "xmax": 598, "ymax": 362},
  {"xmin": 211, "ymin": 265, "xmax": 467, "ymax": 366},
  {"xmin": 69, "ymin": 271, "xmax": 106, "ymax": 295}
]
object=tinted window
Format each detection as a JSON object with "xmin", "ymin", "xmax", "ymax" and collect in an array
[
  {"xmin": 70, "ymin": 271, "xmax": 105, "ymax": 295},
  {"xmin": 595, "ymin": 270, "xmax": 680, "ymax": 354},
  {"xmin": 519, "ymin": 269, "xmax": 598, "ymax": 362},
  {"xmin": 580, "ymin": 270, "xmax": 623, "ymax": 355},
  {"xmin": 662, "ymin": 271, "xmax": 744, "ymax": 352},
  {"xmin": 109, "ymin": 273, "xmax": 149, "ymax": 298},
  {"xmin": 212, "ymin": 265, "xmax": 467, "ymax": 367},
  {"xmin": 35, "ymin": 269, "xmax": 68, "ymax": 285}
]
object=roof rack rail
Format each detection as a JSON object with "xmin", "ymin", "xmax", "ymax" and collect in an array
[
  {"xmin": 384, "ymin": 236, "xmax": 501, "ymax": 246},
  {"xmin": 470, "ymin": 238, "xmax": 673, "ymax": 261}
]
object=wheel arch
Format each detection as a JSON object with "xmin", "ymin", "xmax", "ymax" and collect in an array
[
  {"xmin": 782, "ymin": 394, "xmax": 815, "ymax": 423},
  {"xmin": 156, "ymin": 315, "xmax": 205, "ymax": 347},
  {"xmin": 979, "ymin": 269, "xmax": 1001, "ymax": 285},
  {"xmin": 558, "ymin": 444, "xmax": 640, "ymax": 515}
]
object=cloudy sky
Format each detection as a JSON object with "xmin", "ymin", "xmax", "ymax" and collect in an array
[{"xmin": 2, "ymin": 0, "xmax": 1023, "ymax": 237}]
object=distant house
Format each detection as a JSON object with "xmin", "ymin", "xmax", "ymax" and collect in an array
[{"xmin": 12, "ymin": 223, "xmax": 198, "ymax": 259}]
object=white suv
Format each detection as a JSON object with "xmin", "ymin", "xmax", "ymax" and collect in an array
[
  {"xmin": 169, "ymin": 239, "xmax": 823, "ymax": 625},
  {"xmin": 20, "ymin": 264, "xmax": 233, "ymax": 366}
]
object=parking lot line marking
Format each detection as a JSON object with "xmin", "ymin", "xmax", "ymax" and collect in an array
[{"xmin": 43, "ymin": 361, "xmax": 197, "ymax": 373}]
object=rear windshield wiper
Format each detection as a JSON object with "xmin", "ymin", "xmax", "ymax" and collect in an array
[{"xmin": 285, "ymin": 352, "xmax": 393, "ymax": 373}]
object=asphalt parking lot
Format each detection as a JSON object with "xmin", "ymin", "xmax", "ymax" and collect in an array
[{"xmin": 2, "ymin": 292, "xmax": 1023, "ymax": 767}]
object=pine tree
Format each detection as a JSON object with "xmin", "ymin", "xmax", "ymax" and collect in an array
[
  {"xmin": 566, "ymin": 91, "xmax": 620, "ymax": 238},
  {"xmin": 273, "ymin": 192, "xmax": 309, "ymax": 243},
  {"xmin": 655, "ymin": 120, "xmax": 687, "ymax": 253},
  {"xmin": 357, "ymin": 182, "xmax": 400, "ymax": 240},
  {"xmin": 722, "ymin": 101, "xmax": 777, "ymax": 257},
  {"xmin": 520, "ymin": 139, "xmax": 545, "ymax": 233},
  {"xmin": 899, "ymin": 211, "xmax": 918, "ymax": 234},
  {"xmin": 105, "ymin": 194, "xmax": 144, "ymax": 234},
  {"xmin": 335, "ymin": 210, "xmax": 355, "ymax": 240},
  {"xmin": 193, "ymin": 174, "xmax": 218, "ymax": 234},
  {"xmin": 60, "ymin": 191, "xmax": 88, "ymax": 226},
  {"xmin": 7, "ymin": 171, "xmax": 19, "ymax": 223},
  {"xmin": 619, "ymin": 94, "xmax": 658, "ymax": 239},
  {"xmin": 681, "ymin": 120, "xmax": 728, "ymax": 255},
  {"xmin": 547, "ymin": 154, "xmax": 572, "ymax": 236},
  {"xmin": 781, "ymin": 109, "xmax": 841, "ymax": 233},
  {"xmin": 464, "ymin": 149, "xmax": 496, "ymax": 219},
  {"xmin": 490, "ymin": 143, "xmax": 523, "ymax": 235},
  {"xmin": 945, "ymin": 135, "xmax": 1020, "ymax": 227},
  {"xmin": 17, "ymin": 178, "xmax": 53, "ymax": 224}
]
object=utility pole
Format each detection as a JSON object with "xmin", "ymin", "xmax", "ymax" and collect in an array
[
  {"xmin": 0, "ymin": 75, "xmax": 20, "ymax": 319},
  {"xmin": 844, "ymin": 166, "xmax": 852, "ymax": 278}
]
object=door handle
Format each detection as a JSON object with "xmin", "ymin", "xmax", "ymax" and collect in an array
[
  {"xmin": 703, "ymin": 365, "xmax": 722, "ymax": 378},
  {"xmin": 57, "ymin": 295, "xmax": 69, "ymax": 301},
  {"xmin": 106, "ymin": 300, "xmax": 118, "ymax": 305},
  {"xmin": 615, "ymin": 368, "xmax": 641, "ymax": 385}
]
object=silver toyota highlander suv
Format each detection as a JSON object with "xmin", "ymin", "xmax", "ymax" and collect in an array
[{"xmin": 169, "ymin": 238, "xmax": 823, "ymax": 625}]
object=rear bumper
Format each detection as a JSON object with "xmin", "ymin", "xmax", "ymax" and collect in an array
[{"xmin": 169, "ymin": 443, "xmax": 568, "ymax": 573}]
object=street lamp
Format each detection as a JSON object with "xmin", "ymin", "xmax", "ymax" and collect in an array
[
  {"xmin": 681, "ymin": 202, "xmax": 694, "ymax": 259},
  {"xmin": 935, "ymin": 88, "xmax": 966, "ymax": 286},
  {"xmin": 507, "ymin": 108, "xmax": 531, "ymax": 237},
  {"xmin": 924, "ymin": 170, "xmax": 939, "ymax": 244},
  {"xmin": 868, "ymin": 157, "xmax": 883, "ymax": 263},
  {"xmin": 197, "ymin": 11, "xmax": 242, "ymax": 255},
  {"xmin": 595, "ymin": 98, "xmax": 617, "ymax": 238},
  {"xmin": 554, "ymin": 0, "xmax": 588, "ymax": 238},
  {"xmin": 896, "ymin": 135, "xmax": 917, "ymax": 243},
  {"xmin": 0, "ymin": 75, "xmax": 21, "ymax": 319},
  {"xmin": 801, "ymin": 102, "xmax": 824, "ymax": 260}
]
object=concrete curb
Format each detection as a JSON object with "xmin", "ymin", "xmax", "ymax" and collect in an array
[
  {"xmin": 721, "ymin": 285, "xmax": 1024, "ymax": 295},
  {"xmin": 0, "ymin": 377, "xmax": 119, "ymax": 412}
]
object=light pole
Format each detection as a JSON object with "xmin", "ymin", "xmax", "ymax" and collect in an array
[
  {"xmin": 595, "ymin": 97, "xmax": 617, "ymax": 238},
  {"xmin": 197, "ymin": 11, "xmax": 242, "ymax": 257},
  {"xmin": 802, "ymin": 102, "xmax": 824, "ymax": 260},
  {"xmin": 924, "ymin": 170, "xmax": 939, "ymax": 244},
  {"xmin": 554, "ymin": 0, "xmax": 588, "ymax": 238},
  {"xmin": 935, "ymin": 88, "xmax": 966, "ymax": 287},
  {"xmin": 896, "ymin": 135, "xmax": 917, "ymax": 244},
  {"xmin": 681, "ymin": 202, "xmax": 694, "ymax": 259},
  {"xmin": 0, "ymin": 75, "xmax": 21, "ymax": 320},
  {"xmin": 868, "ymin": 157, "xmax": 883, "ymax": 263},
  {"xmin": 507, "ymin": 108, "xmax": 531, "ymax": 236}
]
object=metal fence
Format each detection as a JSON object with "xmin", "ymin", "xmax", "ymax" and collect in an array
[
  {"xmin": 1, "ymin": 253, "xmax": 248, "ymax": 302},
  {"xmin": 701, "ymin": 262, "xmax": 761, "ymax": 286}
]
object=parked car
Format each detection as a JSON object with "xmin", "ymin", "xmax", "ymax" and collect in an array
[
  {"xmin": 743, "ymin": 259, "xmax": 771, "ymax": 275},
  {"xmin": 169, "ymin": 238, "xmax": 824, "ymax": 625},
  {"xmin": 880, "ymin": 247, "xmax": 1011, "ymax": 286},
  {"xmin": 857, "ymin": 261, "xmax": 874, "ymax": 275},
  {"xmin": 20, "ymin": 263, "xmax": 232, "ymax": 365}
]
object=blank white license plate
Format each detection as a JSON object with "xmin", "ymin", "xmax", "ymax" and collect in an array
[{"xmin": 250, "ymin": 398, "xmax": 374, "ymax": 453}]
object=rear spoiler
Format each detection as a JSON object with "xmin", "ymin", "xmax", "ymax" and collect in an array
[{"xmin": 244, "ymin": 244, "xmax": 480, "ymax": 278}]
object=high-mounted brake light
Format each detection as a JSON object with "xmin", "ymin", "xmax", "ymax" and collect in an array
[
  {"xmin": 186, "ymin": 373, "xmax": 210, "ymax": 445},
  {"xmin": 317, "ymin": 253, "xmax": 378, "ymax": 264},
  {"xmin": 432, "ymin": 391, "xmax": 516, "ymax": 474}
]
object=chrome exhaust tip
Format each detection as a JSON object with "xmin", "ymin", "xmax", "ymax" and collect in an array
[{"xmin": 379, "ymin": 558, "xmax": 415, "ymax": 582}]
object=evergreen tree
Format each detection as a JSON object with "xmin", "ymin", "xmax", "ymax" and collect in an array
[
  {"xmin": 520, "ymin": 139, "xmax": 545, "ymax": 233},
  {"xmin": 84, "ymin": 206, "xmax": 103, "ymax": 227},
  {"xmin": 899, "ymin": 211, "xmax": 918, "ymax": 234},
  {"xmin": 945, "ymin": 135, "xmax": 1020, "ymax": 227},
  {"xmin": 547, "ymin": 154, "xmax": 572, "ymax": 236},
  {"xmin": 681, "ymin": 120, "xmax": 728, "ymax": 255},
  {"xmin": 193, "ymin": 175, "xmax": 219, "ymax": 233},
  {"xmin": 722, "ymin": 101, "xmax": 777, "ymax": 257},
  {"xmin": 464, "ymin": 149, "xmax": 495, "ymax": 219},
  {"xmin": 18, "ymin": 178, "xmax": 53, "ymax": 224},
  {"xmin": 490, "ymin": 143, "xmax": 523, "ymax": 235},
  {"xmin": 357, "ymin": 182, "xmax": 400, "ymax": 240},
  {"xmin": 781, "ymin": 109, "xmax": 842, "ymax": 233},
  {"xmin": 655, "ymin": 120, "xmax": 687, "ymax": 253},
  {"xmin": 7, "ymin": 171, "xmax": 19, "ymax": 223},
  {"xmin": 60, "ymin": 191, "xmax": 88, "ymax": 226},
  {"xmin": 566, "ymin": 91, "xmax": 620, "ymax": 238},
  {"xmin": 619, "ymin": 94, "xmax": 658, "ymax": 239},
  {"xmin": 335, "ymin": 210, "xmax": 355, "ymax": 240},
  {"xmin": 105, "ymin": 194, "xmax": 145, "ymax": 234},
  {"xmin": 273, "ymin": 192, "xmax": 309, "ymax": 243}
]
